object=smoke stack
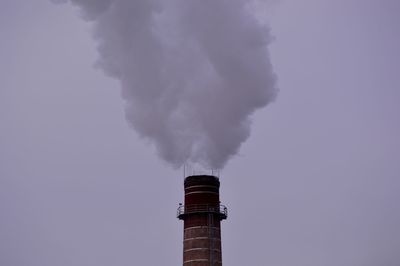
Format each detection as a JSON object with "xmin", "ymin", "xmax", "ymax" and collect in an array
[{"xmin": 177, "ymin": 175, "xmax": 227, "ymax": 266}]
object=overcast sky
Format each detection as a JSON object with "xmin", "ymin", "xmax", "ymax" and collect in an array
[{"xmin": 1, "ymin": 0, "xmax": 400, "ymax": 265}]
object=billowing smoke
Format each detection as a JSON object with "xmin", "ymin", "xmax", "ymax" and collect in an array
[{"xmin": 58, "ymin": 0, "xmax": 277, "ymax": 169}]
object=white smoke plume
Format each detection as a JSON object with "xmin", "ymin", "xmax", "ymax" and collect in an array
[{"xmin": 58, "ymin": 0, "xmax": 277, "ymax": 169}]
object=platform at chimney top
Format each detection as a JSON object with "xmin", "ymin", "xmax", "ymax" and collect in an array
[{"xmin": 177, "ymin": 204, "xmax": 228, "ymax": 220}]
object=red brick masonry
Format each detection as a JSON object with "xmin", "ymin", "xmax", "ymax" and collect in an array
[{"xmin": 178, "ymin": 175, "xmax": 227, "ymax": 266}]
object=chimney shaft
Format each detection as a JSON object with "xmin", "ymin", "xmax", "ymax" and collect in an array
[{"xmin": 177, "ymin": 175, "xmax": 227, "ymax": 266}]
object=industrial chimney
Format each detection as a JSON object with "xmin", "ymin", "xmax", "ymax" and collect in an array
[{"xmin": 177, "ymin": 175, "xmax": 228, "ymax": 266}]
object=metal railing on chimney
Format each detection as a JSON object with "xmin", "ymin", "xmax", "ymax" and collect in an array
[{"xmin": 177, "ymin": 204, "xmax": 228, "ymax": 220}]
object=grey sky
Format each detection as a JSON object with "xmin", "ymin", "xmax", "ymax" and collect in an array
[{"xmin": 1, "ymin": 1, "xmax": 399, "ymax": 266}]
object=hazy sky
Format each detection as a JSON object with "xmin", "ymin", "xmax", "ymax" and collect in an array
[{"xmin": 1, "ymin": 1, "xmax": 400, "ymax": 265}]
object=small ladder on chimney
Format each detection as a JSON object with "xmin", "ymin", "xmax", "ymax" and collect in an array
[{"xmin": 208, "ymin": 212, "xmax": 215, "ymax": 266}]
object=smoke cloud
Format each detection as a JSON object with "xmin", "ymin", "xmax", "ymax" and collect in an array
[{"xmin": 59, "ymin": 0, "xmax": 277, "ymax": 169}]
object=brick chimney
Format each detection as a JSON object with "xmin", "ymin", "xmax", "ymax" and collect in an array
[{"xmin": 177, "ymin": 175, "xmax": 227, "ymax": 266}]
